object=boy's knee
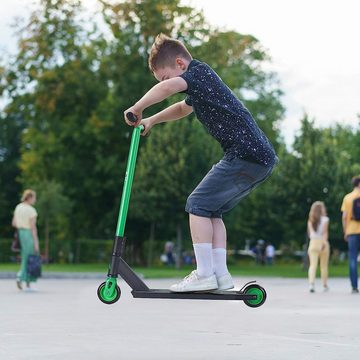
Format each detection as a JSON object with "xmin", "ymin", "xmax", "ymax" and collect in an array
[
  {"xmin": 185, "ymin": 194, "xmax": 212, "ymax": 218},
  {"xmin": 185, "ymin": 194, "xmax": 199, "ymax": 214},
  {"xmin": 185, "ymin": 193, "xmax": 195, "ymax": 209}
]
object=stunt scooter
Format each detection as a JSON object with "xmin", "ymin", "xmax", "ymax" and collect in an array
[{"xmin": 97, "ymin": 113, "xmax": 267, "ymax": 307}]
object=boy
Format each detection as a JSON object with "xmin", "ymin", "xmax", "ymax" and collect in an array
[{"xmin": 124, "ymin": 34, "xmax": 278, "ymax": 292}]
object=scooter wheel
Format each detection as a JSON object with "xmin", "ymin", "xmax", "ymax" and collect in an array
[
  {"xmin": 243, "ymin": 284, "xmax": 267, "ymax": 308},
  {"xmin": 97, "ymin": 282, "xmax": 121, "ymax": 304}
]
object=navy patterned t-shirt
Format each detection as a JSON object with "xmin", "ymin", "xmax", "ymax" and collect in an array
[{"xmin": 179, "ymin": 59, "xmax": 276, "ymax": 166}]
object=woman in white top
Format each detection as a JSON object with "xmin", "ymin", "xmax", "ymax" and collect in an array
[
  {"xmin": 307, "ymin": 201, "xmax": 330, "ymax": 292},
  {"xmin": 12, "ymin": 189, "xmax": 40, "ymax": 290}
]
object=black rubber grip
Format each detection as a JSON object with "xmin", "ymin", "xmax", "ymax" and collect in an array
[{"xmin": 126, "ymin": 112, "xmax": 138, "ymax": 123}]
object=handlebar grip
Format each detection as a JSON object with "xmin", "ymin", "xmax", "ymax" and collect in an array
[{"xmin": 126, "ymin": 112, "xmax": 138, "ymax": 123}]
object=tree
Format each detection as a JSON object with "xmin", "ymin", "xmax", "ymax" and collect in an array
[
  {"xmin": 0, "ymin": 98, "xmax": 26, "ymax": 237},
  {"xmin": 1, "ymin": 0, "xmax": 287, "ymax": 264},
  {"xmin": 35, "ymin": 180, "xmax": 72, "ymax": 262},
  {"xmin": 273, "ymin": 116, "xmax": 360, "ymax": 249}
]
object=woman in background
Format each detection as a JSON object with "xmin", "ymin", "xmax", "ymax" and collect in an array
[
  {"xmin": 12, "ymin": 189, "xmax": 40, "ymax": 290},
  {"xmin": 307, "ymin": 201, "xmax": 330, "ymax": 293}
]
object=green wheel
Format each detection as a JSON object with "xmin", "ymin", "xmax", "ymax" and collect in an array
[
  {"xmin": 243, "ymin": 284, "xmax": 267, "ymax": 308},
  {"xmin": 97, "ymin": 281, "xmax": 121, "ymax": 305}
]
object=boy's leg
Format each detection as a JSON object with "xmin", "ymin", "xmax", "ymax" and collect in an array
[
  {"xmin": 211, "ymin": 217, "xmax": 226, "ymax": 248},
  {"xmin": 169, "ymin": 214, "xmax": 218, "ymax": 292},
  {"xmin": 189, "ymin": 214, "xmax": 214, "ymax": 277},
  {"xmin": 211, "ymin": 218, "xmax": 234, "ymax": 290},
  {"xmin": 211, "ymin": 218, "xmax": 228, "ymax": 276},
  {"xmin": 170, "ymin": 158, "xmax": 275, "ymax": 292}
]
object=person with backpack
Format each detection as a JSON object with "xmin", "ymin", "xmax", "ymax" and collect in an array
[{"xmin": 341, "ymin": 176, "xmax": 360, "ymax": 294}]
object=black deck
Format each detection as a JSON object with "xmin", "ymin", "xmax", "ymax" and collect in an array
[{"xmin": 132, "ymin": 289, "xmax": 256, "ymax": 301}]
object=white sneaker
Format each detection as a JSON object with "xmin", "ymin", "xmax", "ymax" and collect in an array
[
  {"xmin": 24, "ymin": 287, "xmax": 38, "ymax": 293},
  {"xmin": 216, "ymin": 273, "xmax": 234, "ymax": 290},
  {"xmin": 170, "ymin": 271, "xmax": 218, "ymax": 292}
]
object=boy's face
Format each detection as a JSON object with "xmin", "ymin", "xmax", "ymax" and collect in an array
[{"xmin": 153, "ymin": 57, "xmax": 189, "ymax": 82}]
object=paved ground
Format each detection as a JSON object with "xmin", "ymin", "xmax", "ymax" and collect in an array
[{"xmin": 0, "ymin": 277, "xmax": 359, "ymax": 360}]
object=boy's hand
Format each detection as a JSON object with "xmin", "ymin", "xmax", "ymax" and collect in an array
[
  {"xmin": 140, "ymin": 118, "xmax": 154, "ymax": 136},
  {"xmin": 124, "ymin": 105, "xmax": 142, "ymax": 126}
]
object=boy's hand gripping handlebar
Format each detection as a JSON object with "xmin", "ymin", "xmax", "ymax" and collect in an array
[
  {"xmin": 126, "ymin": 112, "xmax": 145, "ymax": 134},
  {"xmin": 126, "ymin": 112, "xmax": 138, "ymax": 124}
]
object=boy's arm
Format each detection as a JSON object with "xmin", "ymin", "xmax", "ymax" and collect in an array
[
  {"xmin": 124, "ymin": 77, "xmax": 188, "ymax": 125},
  {"xmin": 140, "ymin": 100, "xmax": 193, "ymax": 135},
  {"xmin": 151, "ymin": 100, "xmax": 193, "ymax": 124}
]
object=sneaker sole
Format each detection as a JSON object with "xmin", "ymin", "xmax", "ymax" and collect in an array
[
  {"xmin": 217, "ymin": 285, "xmax": 235, "ymax": 291},
  {"xmin": 170, "ymin": 285, "xmax": 218, "ymax": 293}
]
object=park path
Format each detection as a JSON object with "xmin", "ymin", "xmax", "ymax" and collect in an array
[{"xmin": 0, "ymin": 277, "xmax": 359, "ymax": 360}]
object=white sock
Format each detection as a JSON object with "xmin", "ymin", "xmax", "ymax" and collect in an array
[
  {"xmin": 193, "ymin": 243, "xmax": 213, "ymax": 277},
  {"xmin": 212, "ymin": 248, "xmax": 229, "ymax": 277}
]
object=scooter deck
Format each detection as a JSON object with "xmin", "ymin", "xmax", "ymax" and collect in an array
[{"xmin": 132, "ymin": 289, "xmax": 256, "ymax": 301}]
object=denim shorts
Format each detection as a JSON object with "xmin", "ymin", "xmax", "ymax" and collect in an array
[{"xmin": 185, "ymin": 157, "xmax": 278, "ymax": 218}]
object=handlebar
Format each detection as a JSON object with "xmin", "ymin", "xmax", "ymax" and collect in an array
[{"xmin": 126, "ymin": 112, "xmax": 138, "ymax": 123}]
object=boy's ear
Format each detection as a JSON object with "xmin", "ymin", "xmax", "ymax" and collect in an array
[{"xmin": 176, "ymin": 58, "xmax": 186, "ymax": 70}]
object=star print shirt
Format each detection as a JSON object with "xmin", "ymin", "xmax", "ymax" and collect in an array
[{"xmin": 179, "ymin": 59, "xmax": 276, "ymax": 166}]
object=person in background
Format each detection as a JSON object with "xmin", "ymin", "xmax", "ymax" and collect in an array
[
  {"xmin": 341, "ymin": 176, "xmax": 360, "ymax": 294},
  {"xmin": 164, "ymin": 241, "xmax": 175, "ymax": 265},
  {"xmin": 265, "ymin": 243, "xmax": 275, "ymax": 265},
  {"xmin": 307, "ymin": 201, "xmax": 330, "ymax": 293},
  {"xmin": 12, "ymin": 189, "xmax": 40, "ymax": 290}
]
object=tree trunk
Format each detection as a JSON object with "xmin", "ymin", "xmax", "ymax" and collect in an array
[
  {"xmin": 147, "ymin": 222, "xmax": 155, "ymax": 267},
  {"xmin": 175, "ymin": 222, "xmax": 182, "ymax": 270},
  {"xmin": 45, "ymin": 216, "xmax": 49, "ymax": 263},
  {"xmin": 75, "ymin": 238, "xmax": 81, "ymax": 263}
]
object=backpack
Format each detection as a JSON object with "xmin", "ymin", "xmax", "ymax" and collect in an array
[
  {"xmin": 352, "ymin": 197, "xmax": 360, "ymax": 221},
  {"xmin": 27, "ymin": 255, "xmax": 42, "ymax": 278}
]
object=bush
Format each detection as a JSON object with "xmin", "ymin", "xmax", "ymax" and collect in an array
[{"xmin": 0, "ymin": 238, "xmax": 14, "ymax": 262}]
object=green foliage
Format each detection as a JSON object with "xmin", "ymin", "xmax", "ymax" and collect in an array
[
  {"xmin": 34, "ymin": 180, "xmax": 72, "ymax": 259},
  {"xmin": 273, "ymin": 116, "xmax": 360, "ymax": 249},
  {"xmin": 0, "ymin": 99, "xmax": 26, "ymax": 236},
  {"xmin": 1, "ymin": 0, "xmax": 357, "ymax": 265}
]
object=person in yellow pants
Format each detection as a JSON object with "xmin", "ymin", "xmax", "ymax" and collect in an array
[{"xmin": 307, "ymin": 201, "xmax": 330, "ymax": 293}]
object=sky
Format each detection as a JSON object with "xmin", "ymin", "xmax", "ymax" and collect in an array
[{"xmin": 1, "ymin": 0, "xmax": 359, "ymax": 144}]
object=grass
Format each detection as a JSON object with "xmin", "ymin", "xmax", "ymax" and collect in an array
[{"xmin": 0, "ymin": 261, "xmax": 349, "ymax": 278}]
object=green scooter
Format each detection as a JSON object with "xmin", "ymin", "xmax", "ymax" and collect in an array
[{"xmin": 97, "ymin": 112, "xmax": 267, "ymax": 307}]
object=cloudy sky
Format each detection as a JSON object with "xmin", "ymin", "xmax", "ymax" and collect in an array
[{"xmin": 1, "ymin": 0, "xmax": 359, "ymax": 144}]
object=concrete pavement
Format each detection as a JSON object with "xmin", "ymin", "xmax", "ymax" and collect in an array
[{"xmin": 0, "ymin": 277, "xmax": 359, "ymax": 360}]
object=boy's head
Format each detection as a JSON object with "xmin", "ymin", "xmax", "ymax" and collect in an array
[{"xmin": 148, "ymin": 33, "xmax": 192, "ymax": 82}]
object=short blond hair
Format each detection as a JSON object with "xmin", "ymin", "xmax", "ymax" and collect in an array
[
  {"xmin": 148, "ymin": 33, "xmax": 192, "ymax": 72},
  {"xmin": 21, "ymin": 189, "xmax": 36, "ymax": 202}
]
